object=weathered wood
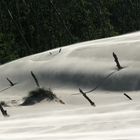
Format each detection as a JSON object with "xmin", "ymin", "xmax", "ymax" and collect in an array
[
  {"xmin": 7, "ymin": 78, "xmax": 15, "ymax": 86},
  {"xmin": 124, "ymin": 93, "xmax": 132, "ymax": 100},
  {"xmin": 31, "ymin": 71, "xmax": 40, "ymax": 87},
  {"xmin": 59, "ymin": 48, "xmax": 62, "ymax": 53},
  {"xmin": 0, "ymin": 78, "xmax": 17, "ymax": 93},
  {"xmin": 79, "ymin": 88, "xmax": 96, "ymax": 106},
  {"xmin": 0, "ymin": 104, "xmax": 9, "ymax": 117},
  {"xmin": 113, "ymin": 52, "xmax": 122, "ymax": 70},
  {"xmin": 56, "ymin": 98, "xmax": 65, "ymax": 104}
]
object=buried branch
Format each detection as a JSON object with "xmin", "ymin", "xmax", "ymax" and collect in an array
[
  {"xmin": 59, "ymin": 48, "xmax": 62, "ymax": 53},
  {"xmin": 0, "ymin": 77, "xmax": 17, "ymax": 93},
  {"xmin": 72, "ymin": 71, "xmax": 116, "ymax": 95},
  {"xmin": 0, "ymin": 103, "xmax": 9, "ymax": 117},
  {"xmin": 123, "ymin": 93, "xmax": 132, "ymax": 100},
  {"xmin": 7, "ymin": 77, "xmax": 16, "ymax": 86},
  {"xmin": 28, "ymin": 71, "xmax": 65, "ymax": 105},
  {"xmin": 79, "ymin": 88, "xmax": 96, "ymax": 107},
  {"xmin": 31, "ymin": 71, "xmax": 40, "ymax": 88},
  {"xmin": 113, "ymin": 52, "xmax": 123, "ymax": 70}
]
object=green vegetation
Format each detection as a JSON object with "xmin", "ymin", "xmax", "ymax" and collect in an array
[{"xmin": 0, "ymin": 0, "xmax": 140, "ymax": 64}]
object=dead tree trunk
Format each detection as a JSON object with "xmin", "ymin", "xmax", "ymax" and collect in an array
[
  {"xmin": 124, "ymin": 93, "xmax": 132, "ymax": 100},
  {"xmin": 0, "ymin": 104, "xmax": 9, "ymax": 117},
  {"xmin": 113, "ymin": 52, "xmax": 122, "ymax": 70},
  {"xmin": 79, "ymin": 88, "xmax": 96, "ymax": 106}
]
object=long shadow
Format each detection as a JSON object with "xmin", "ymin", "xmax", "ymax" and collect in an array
[
  {"xmin": 84, "ymin": 71, "xmax": 116, "ymax": 94},
  {"xmin": 72, "ymin": 70, "xmax": 117, "ymax": 95},
  {"xmin": 0, "ymin": 78, "xmax": 18, "ymax": 93}
]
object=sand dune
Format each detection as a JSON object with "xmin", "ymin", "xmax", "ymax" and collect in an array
[{"xmin": 0, "ymin": 32, "xmax": 140, "ymax": 139}]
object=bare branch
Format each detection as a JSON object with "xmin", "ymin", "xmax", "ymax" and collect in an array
[
  {"xmin": 59, "ymin": 48, "xmax": 62, "ymax": 53},
  {"xmin": 124, "ymin": 93, "xmax": 132, "ymax": 100},
  {"xmin": 7, "ymin": 78, "xmax": 15, "ymax": 86},
  {"xmin": 113, "ymin": 52, "xmax": 122, "ymax": 70},
  {"xmin": 0, "ymin": 104, "xmax": 9, "ymax": 117},
  {"xmin": 31, "ymin": 71, "xmax": 40, "ymax": 88},
  {"xmin": 79, "ymin": 88, "xmax": 96, "ymax": 106}
]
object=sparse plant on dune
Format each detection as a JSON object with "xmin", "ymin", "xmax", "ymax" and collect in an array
[
  {"xmin": 21, "ymin": 88, "xmax": 65, "ymax": 106},
  {"xmin": 20, "ymin": 71, "xmax": 65, "ymax": 106}
]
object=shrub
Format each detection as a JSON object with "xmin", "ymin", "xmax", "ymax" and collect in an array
[{"xmin": 21, "ymin": 88, "xmax": 65, "ymax": 106}]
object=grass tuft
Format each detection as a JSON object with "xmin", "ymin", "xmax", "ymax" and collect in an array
[{"xmin": 21, "ymin": 88, "xmax": 65, "ymax": 106}]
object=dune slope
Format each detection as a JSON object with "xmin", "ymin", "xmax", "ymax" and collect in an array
[{"xmin": 0, "ymin": 32, "xmax": 140, "ymax": 139}]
